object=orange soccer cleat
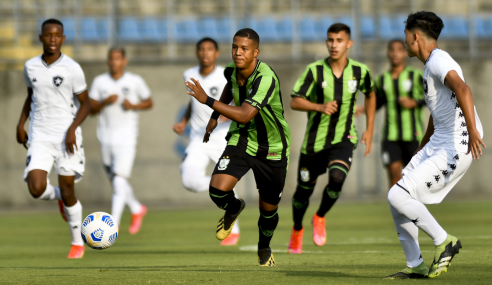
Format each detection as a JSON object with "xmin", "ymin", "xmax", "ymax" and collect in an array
[
  {"xmin": 67, "ymin": 245, "xmax": 85, "ymax": 259},
  {"xmin": 58, "ymin": 200, "xmax": 68, "ymax": 222},
  {"xmin": 220, "ymin": 233, "xmax": 240, "ymax": 246},
  {"xmin": 287, "ymin": 228, "xmax": 304, "ymax": 254},
  {"xmin": 129, "ymin": 205, "xmax": 147, "ymax": 234},
  {"xmin": 312, "ymin": 213, "xmax": 326, "ymax": 246}
]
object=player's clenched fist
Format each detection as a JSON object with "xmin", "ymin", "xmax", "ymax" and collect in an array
[
  {"xmin": 317, "ymin": 101, "xmax": 338, "ymax": 115},
  {"xmin": 172, "ymin": 121, "xmax": 186, "ymax": 135},
  {"xmin": 65, "ymin": 127, "xmax": 78, "ymax": 155}
]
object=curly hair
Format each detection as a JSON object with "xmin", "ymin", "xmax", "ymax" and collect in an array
[{"xmin": 405, "ymin": 11, "xmax": 444, "ymax": 40}]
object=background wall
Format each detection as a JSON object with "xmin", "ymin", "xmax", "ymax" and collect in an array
[{"xmin": 1, "ymin": 53, "xmax": 491, "ymax": 208}]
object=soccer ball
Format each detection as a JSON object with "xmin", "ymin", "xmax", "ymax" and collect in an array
[{"xmin": 81, "ymin": 212, "xmax": 118, "ymax": 250}]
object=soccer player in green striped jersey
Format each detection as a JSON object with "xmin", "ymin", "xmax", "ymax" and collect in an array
[
  {"xmin": 186, "ymin": 28, "xmax": 290, "ymax": 266},
  {"xmin": 375, "ymin": 39, "xmax": 425, "ymax": 187},
  {"xmin": 287, "ymin": 23, "xmax": 376, "ymax": 254}
]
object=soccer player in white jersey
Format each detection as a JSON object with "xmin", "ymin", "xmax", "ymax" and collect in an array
[
  {"xmin": 89, "ymin": 47, "xmax": 153, "ymax": 234},
  {"xmin": 16, "ymin": 19, "xmax": 91, "ymax": 259},
  {"xmin": 384, "ymin": 12, "xmax": 485, "ymax": 279},
  {"xmin": 172, "ymin": 38, "xmax": 240, "ymax": 245}
]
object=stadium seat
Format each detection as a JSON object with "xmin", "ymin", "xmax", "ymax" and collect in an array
[
  {"xmin": 216, "ymin": 18, "xmax": 231, "ymax": 42},
  {"xmin": 119, "ymin": 17, "xmax": 141, "ymax": 41},
  {"xmin": 337, "ymin": 16, "xmax": 352, "ymax": 27},
  {"xmin": 484, "ymin": 16, "xmax": 492, "ymax": 37},
  {"xmin": 257, "ymin": 18, "xmax": 279, "ymax": 42},
  {"xmin": 100, "ymin": 18, "xmax": 110, "ymax": 41},
  {"xmin": 474, "ymin": 17, "xmax": 487, "ymax": 38},
  {"xmin": 394, "ymin": 15, "xmax": 407, "ymax": 38},
  {"xmin": 199, "ymin": 18, "xmax": 220, "ymax": 41},
  {"xmin": 360, "ymin": 16, "xmax": 375, "ymax": 38},
  {"xmin": 81, "ymin": 18, "xmax": 101, "ymax": 41},
  {"xmin": 449, "ymin": 16, "xmax": 468, "ymax": 38},
  {"xmin": 61, "ymin": 18, "xmax": 75, "ymax": 41},
  {"xmin": 379, "ymin": 16, "xmax": 393, "ymax": 39},
  {"xmin": 318, "ymin": 17, "xmax": 334, "ymax": 38},
  {"xmin": 176, "ymin": 19, "xmax": 200, "ymax": 43},
  {"xmin": 440, "ymin": 17, "xmax": 452, "ymax": 38},
  {"xmin": 299, "ymin": 17, "xmax": 318, "ymax": 42},
  {"xmin": 142, "ymin": 18, "xmax": 162, "ymax": 42},
  {"xmin": 277, "ymin": 18, "xmax": 292, "ymax": 42},
  {"xmin": 159, "ymin": 19, "xmax": 168, "ymax": 42}
]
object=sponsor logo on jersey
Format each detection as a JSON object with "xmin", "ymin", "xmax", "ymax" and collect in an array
[
  {"xmin": 451, "ymin": 92, "xmax": 456, "ymax": 99},
  {"xmin": 348, "ymin": 79, "xmax": 358, "ymax": 93},
  {"xmin": 218, "ymin": 156, "xmax": 230, "ymax": 170},
  {"xmin": 425, "ymin": 182, "xmax": 432, "ymax": 188},
  {"xmin": 268, "ymin": 153, "xmax": 277, "ymax": 156},
  {"xmin": 441, "ymin": 169, "xmax": 449, "ymax": 177},
  {"xmin": 403, "ymin": 79, "xmax": 413, "ymax": 92},
  {"xmin": 434, "ymin": 175, "xmax": 441, "ymax": 182},
  {"xmin": 210, "ymin": 87, "xmax": 218, "ymax": 96},
  {"xmin": 32, "ymin": 78, "xmax": 37, "ymax": 82},
  {"xmin": 300, "ymin": 167, "xmax": 310, "ymax": 182},
  {"xmin": 53, "ymin": 76, "xmax": 64, "ymax": 88}
]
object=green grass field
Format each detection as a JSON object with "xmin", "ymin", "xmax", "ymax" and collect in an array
[{"xmin": 1, "ymin": 200, "xmax": 491, "ymax": 284}]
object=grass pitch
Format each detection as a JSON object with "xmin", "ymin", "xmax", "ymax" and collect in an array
[{"xmin": 1, "ymin": 200, "xmax": 491, "ymax": 284}]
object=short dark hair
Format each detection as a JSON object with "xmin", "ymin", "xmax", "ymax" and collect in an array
[
  {"xmin": 41, "ymin": 18, "xmax": 63, "ymax": 32},
  {"xmin": 327, "ymin": 23, "xmax": 351, "ymax": 37},
  {"xmin": 405, "ymin": 11, "xmax": 444, "ymax": 40},
  {"xmin": 387, "ymin": 39, "xmax": 405, "ymax": 50},
  {"xmin": 196, "ymin": 37, "xmax": 219, "ymax": 51},
  {"xmin": 108, "ymin": 46, "xmax": 126, "ymax": 58},
  {"xmin": 234, "ymin": 28, "xmax": 260, "ymax": 45}
]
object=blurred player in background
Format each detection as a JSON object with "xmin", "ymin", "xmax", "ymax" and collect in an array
[
  {"xmin": 186, "ymin": 29, "xmax": 290, "ymax": 266},
  {"xmin": 89, "ymin": 47, "xmax": 153, "ymax": 234},
  {"xmin": 374, "ymin": 39, "xmax": 425, "ymax": 187},
  {"xmin": 288, "ymin": 23, "xmax": 376, "ymax": 254},
  {"xmin": 16, "ymin": 19, "xmax": 90, "ymax": 258},
  {"xmin": 384, "ymin": 12, "xmax": 485, "ymax": 279},
  {"xmin": 172, "ymin": 37, "xmax": 240, "ymax": 246}
]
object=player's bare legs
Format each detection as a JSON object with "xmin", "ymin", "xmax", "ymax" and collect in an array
[
  {"xmin": 27, "ymin": 169, "xmax": 65, "ymax": 220},
  {"xmin": 387, "ymin": 161, "xmax": 402, "ymax": 188}
]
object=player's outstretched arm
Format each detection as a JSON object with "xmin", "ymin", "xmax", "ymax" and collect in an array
[
  {"xmin": 187, "ymin": 78, "xmax": 257, "ymax": 125},
  {"xmin": 290, "ymin": 97, "xmax": 338, "ymax": 115},
  {"xmin": 16, "ymin": 88, "xmax": 32, "ymax": 149},
  {"xmin": 173, "ymin": 100, "xmax": 191, "ymax": 135},
  {"xmin": 445, "ymin": 70, "xmax": 486, "ymax": 159},
  {"xmin": 122, "ymin": 98, "xmax": 153, "ymax": 111},
  {"xmin": 362, "ymin": 91, "xmax": 376, "ymax": 157},
  {"xmin": 65, "ymin": 90, "xmax": 90, "ymax": 155},
  {"xmin": 89, "ymin": 94, "xmax": 118, "ymax": 114}
]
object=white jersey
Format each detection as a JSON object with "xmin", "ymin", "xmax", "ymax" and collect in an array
[
  {"xmin": 89, "ymin": 72, "xmax": 151, "ymax": 145},
  {"xmin": 423, "ymin": 49, "xmax": 483, "ymax": 153},
  {"xmin": 183, "ymin": 66, "xmax": 230, "ymax": 144},
  {"xmin": 23, "ymin": 54, "xmax": 87, "ymax": 143}
]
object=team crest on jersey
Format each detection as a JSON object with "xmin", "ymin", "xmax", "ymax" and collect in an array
[
  {"xmin": 210, "ymin": 87, "xmax": 218, "ymax": 96},
  {"xmin": 218, "ymin": 156, "xmax": 230, "ymax": 170},
  {"xmin": 348, "ymin": 78, "xmax": 358, "ymax": 93},
  {"xmin": 300, "ymin": 167, "xmax": 310, "ymax": 182},
  {"xmin": 52, "ymin": 76, "xmax": 64, "ymax": 88},
  {"xmin": 403, "ymin": 79, "xmax": 413, "ymax": 92},
  {"xmin": 122, "ymin": 87, "xmax": 129, "ymax": 95}
]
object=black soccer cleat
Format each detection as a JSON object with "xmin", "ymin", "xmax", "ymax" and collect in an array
[
  {"xmin": 216, "ymin": 199, "xmax": 245, "ymax": 240},
  {"xmin": 258, "ymin": 247, "xmax": 276, "ymax": 266},
  {"xmin": 383, "ymin": 262, "xmax": 428, "ymax": 279}
]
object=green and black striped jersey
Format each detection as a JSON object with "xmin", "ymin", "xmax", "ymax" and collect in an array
[
  {"xmin": 291, "ymin": 58, "xmax": 374, "ymax": 154},
  {"xmin": 375, "ymin": 66, "xmax": 425, "ymax": 142},
  {"xmin": 224, "ymin": 60, "xmax": 291, "ymax": 160}
]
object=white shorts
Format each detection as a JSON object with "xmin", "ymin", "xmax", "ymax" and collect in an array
[
  {"xmin": 401, "ymin": 144, "xmax": 472, "ymax": 204},
  {"xmin": 180, "ymin": 140, "xmax": 226, "ymax": 171},
  {"xmin": 23, "ymin": 138, "xmax": 85, "ymax": 183},
  {"xmin": 100, "ymin": 144, "xmax": 136, "ymax": 179}
]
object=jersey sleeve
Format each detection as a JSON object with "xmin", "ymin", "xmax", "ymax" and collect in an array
[
  {"xmin": 88, "ymin": 77, "xmax": 100, "ymax": 101},
  {"xmin": 291, "ymin": 66, "xmax": 315, "ymax": 99},
  {"xmin": 23, "ymin": 64, "xmax": 32, "ymax": 88},
  {"xmin": 375, "ymin": 75, "xmax": 386, "ymax": 110},
  {"xmin": 136, "ymin": 76, "xmax": 151, "ymax": 100},
  {"xmin": 359, "ymin": 66, "xmax": 374, "ymax": 97},
  {"xmin": 72, "ymin": 64, "xmax": 87, "ymax": 95},
  {"xmin": 244, "ymin": 75, "xmax": 276, "ymax": 111},
  {"xmin": 429, "ymin": 55, "xmax": 463, "ymax": 85}
]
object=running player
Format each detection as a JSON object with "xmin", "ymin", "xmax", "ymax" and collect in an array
[
  {"xmin": 16, "ymin": 19, "xmax": 90, "ymax": 258},
  {"xmin": 384, "ymin": 11, "xmax": 485, "ymax": 279},
  {"xmin": 172, "ymin": 37, "xmax": 240, "ymax": 246},
  {"xmin": 288, "ymin": 23, "xmax": 376, "ymax": 254},
  {"xmin": 185, "ymin": 28, "xmax": 290, "ymax": 266},
  {"xmin": 376, "ymin": 39, "xmax": 425, "ymax": 187},
  {"xmin": 89, "ymin": 47, "xmax": 152, "ymax": 234}
]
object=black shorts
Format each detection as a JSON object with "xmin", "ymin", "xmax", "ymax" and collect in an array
[
  {"xmin": 381, "ymin": 140, "xmax": 419, "ymax": 166},
  {"xmin": 212, "ymin": 145, "xmax": 288, "ymax": 205},
  {"xmin": 297, "ymin": 143, "xmax": 354, "ymax": 184}
]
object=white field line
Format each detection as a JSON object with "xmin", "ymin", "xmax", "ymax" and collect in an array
[{"xmin": 239, "ymin": 245, "xmax": 471, "ymax": 254}]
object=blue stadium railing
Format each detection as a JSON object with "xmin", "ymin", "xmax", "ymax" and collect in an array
[{"xmin": 56, "ymin": 15, "xmax": 492, "ymax": 43}]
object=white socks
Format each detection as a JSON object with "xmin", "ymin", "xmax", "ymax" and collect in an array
[
  {"xmin": 37, "ymin": 184, "xmax": 61, "ymax": 201},
  {"xmin": 388, "ymin": 183, "xmax": 448, "ymax": 266},
  {"xmin": 112, "ymin": 176, "xmax": 142, "ymax": 225},
  {"xmin": 64, "ymin": 200, "xmax": 84, "ymax": 246},
  {"xmin": 181, "ymin": 165, "xmax": 211, "ymax": 192}
]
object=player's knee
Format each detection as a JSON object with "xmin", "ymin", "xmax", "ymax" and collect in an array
[
  {"xmin": 328, "ymin": 163, "xmax": 348, "ymax": 190},
  {"xmin": 387, "ymin": 184, "xmax": 406, "ymax": 209},
  {"xmin": 27, "ymin": 179, "xmax": 47, "ymax": 199}
]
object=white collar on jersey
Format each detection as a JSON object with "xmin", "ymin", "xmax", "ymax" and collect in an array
[
  {"xmin": 41, "ymin": 53, "xmax": 64, "ymax": 68},
  {"xmin": 425, "ymin": 48, "xmax": 440, "ymax": 65},
  {"xmin": 198, "ymin": 65, "xmax": 218, "ymax": 79}
]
